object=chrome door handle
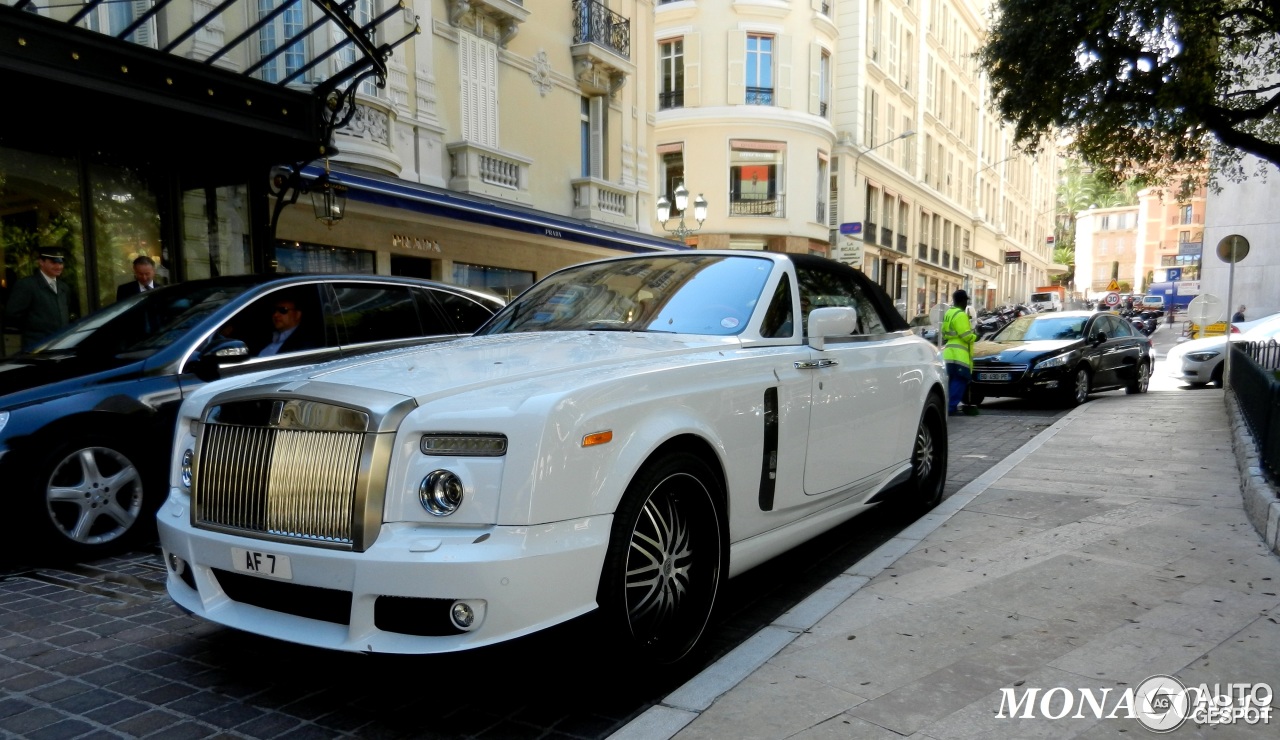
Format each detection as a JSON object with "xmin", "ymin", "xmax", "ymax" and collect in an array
[{"xmin": 795, "ymin": 359, "xmax": 839, "ymax": 369}]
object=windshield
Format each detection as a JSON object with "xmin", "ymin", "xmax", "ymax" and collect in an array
[
  {"xmin": 477, "ymin": 254, "xmax": 774, "ymax": 336},
  {"xmin": 1030, "ymin": 293, "xmax": 1053, "ymax": 302},
  {"xmin": 994, "ymin": 315, "xmax": 1087, "ymax": 342},
  {"xmin": 32, "ymin": 282, "xmax": 256, "ymax": 357}
]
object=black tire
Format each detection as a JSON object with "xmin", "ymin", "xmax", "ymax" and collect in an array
[
  {"xmin": 28, "ymin": 439, "xmax": 150, "ymax": 562},
  {"xmin": 1210, "ymin": 363, "xmax": 1224, "ymax": 388},
  {"xmin": 1126, "ymin": 361, "xmax": 1151, "ymax": 394},
  {"xmin": 596, "ymin": 452, "xmax": 724, "ymax": 666},
  {"xmin": 1062, "ymin": 367, "xmax": 1091, "ymax": 407},
  {"xmin": 901, "ymin": 395, "xmax": 947, "ymax": 515}
]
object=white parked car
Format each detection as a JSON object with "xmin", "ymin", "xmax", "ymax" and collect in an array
[
  {"xmin": 1166, "ymin": 312, "xmax": 1280, "ymax": 386},
  {"xmin": 157, "ymin": 251, "xmax": 949, "ymax": 665}
]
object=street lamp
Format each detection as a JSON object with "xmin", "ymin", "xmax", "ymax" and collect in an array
[
  {"xmin": 850, "ymin": 129, "xmax": 916, "ymax": 228},
  {"xmin": 657, "ymin": 181, "xmax": 708, "ymax": 240}
]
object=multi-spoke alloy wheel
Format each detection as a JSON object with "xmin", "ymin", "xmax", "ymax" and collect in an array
[
  {"xmin": 41, "ymin": 444, "xmax": 145, "ymax": 557},
  {"xmin": 599, "ymin": 453, "xmax": 723, "ymax": 666},
  {"xmin": 903, "ymin": 397, "xmax": 947, "ymax": 514},
  {"xmin": 1127, "ymin": 362, "xmax": 1150, "ymax": 394},
  {"xmin": 1064, "ymin": 367, "xmax": 1090, "ymax": 407}
]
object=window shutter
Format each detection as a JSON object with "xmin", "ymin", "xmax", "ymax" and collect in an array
[
  {"xmin": 776, "ymin": 34, "xmax": 792, "ymax": 108},
  {"xmin": 808, "ymin": 44, "xmax": 822, "ymax": 116},
  {"xmin": 684, "ymin": 33, "xmax": 701, "ymax": 107},
  {"xmin": 459, "ymin": 33, "xmax": 499, "ymax": 147},
  {"xmin": 131, "ymin": 0, "xmax": 156, "ymax": 48},
  {"xmin": 727, "ymin": 30, "xmax": 746, "ymax": 105},
  {"xmin": 589, "ymin": 96, "xmax": 606, "ymax": 179}
]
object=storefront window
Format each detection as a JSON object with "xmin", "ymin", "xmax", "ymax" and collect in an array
[
  {"xmin": 90, "ymin": 163, "xmax": 162, "ymax": 307},
  {"xmin": 1, "ymin": 146, "xmax": 86, "ymax": 356},
  {"xmin": 182, "ymin": 186, "xmax": 253, "ymax": 279},
  {"xmin": 452, "ymin": 262, "xmax": 533, "ymax": 303},
  {"xmin": 275, "ymin": 241, "xmax": 375, "ymax": 273}
]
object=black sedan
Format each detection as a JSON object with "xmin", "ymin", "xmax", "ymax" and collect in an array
[
  {"xmin": 967, "ymin": 310, "xmax": 1153, "ymax": 408},
  {"xmin": 0, "ymin": 274, "xmax": 502, "ymax": 562}
]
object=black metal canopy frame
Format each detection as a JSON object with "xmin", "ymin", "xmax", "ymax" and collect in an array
[{"xmin": 1, "ymin": 0, "xmax": 419, "ymax": 230}]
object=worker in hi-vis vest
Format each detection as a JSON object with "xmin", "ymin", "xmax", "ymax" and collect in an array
[{"xmin": 941, "ymin": 289, "xmax": 979, "ymax": 416}]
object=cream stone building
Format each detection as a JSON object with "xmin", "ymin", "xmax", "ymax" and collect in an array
[
  {"xmin": 3, "ymin": 0, "xmax": 1061, "ymax": 322},
  {"xmin": 652, "ymin": 0, "xmax": 1060, "ymax": 317}
]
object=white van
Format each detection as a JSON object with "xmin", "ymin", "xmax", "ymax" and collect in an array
[
  {"xmin": 1139, "ymin": 295, "xmax": 1166, "ymax": 312},
  {"xmin": 1029, "ymin": 291, "xmax": 1063, "ymax": 312}
]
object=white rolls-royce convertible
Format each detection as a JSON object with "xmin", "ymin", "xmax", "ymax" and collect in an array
[{"xmin": 158, "ymin": 251, "xmax": 949, "ymax": 665}]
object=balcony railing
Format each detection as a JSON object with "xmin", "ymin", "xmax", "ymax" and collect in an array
[
  {"xmin": 447, "ymin": 141, "xmax": 532, "ymax": 204},
  {"xmin": 819, "ymin": 101, "xmax": 828, "ymax": 117},
  {"xmin": 918, "ymin": 242, "xmax": 928, "ymax": 259},
  {"xmin": 746, "ymin": 87, "xmax": 774, "ymax": 105},
  {"xmin": 931, "ymin": 248, "xmax": 940, "ymax": 263},
  {"xmin": 816, "ymin": 201, "xmax": 826, "ymax": 223},
  {"xmin": 659, "ymin": 90, "xmax": 684, "ymax": 109},
  {"xmin": 897, "ymin": 234, "xmax": 908, "ymax": 253},
  {"xmin": 880, "ymin": 226, "xmax": 893, "ymax": 248},
  {"xmin": 730, "ymin": 197, "xmax": 784, "ymax": 216},
  {"xmin": 865, "ymin": 221, "xmax": 878, "ymax": 239},
  {"xmin": 573, "ymin": 0, "xmax": 631, "ymax": 58},
  {"xmin": 572, "ymin": 177, "xmax": 636, "ymax": 226}
]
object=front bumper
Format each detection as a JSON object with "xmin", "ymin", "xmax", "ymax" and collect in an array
[
  {"xmin": 1174, "ymin": 358, "xmax": 1220, "ymax": 384},
  {"xmin": 970, "ymin": 366, "xmax": 1069, "ymax": 398},
  {"xmin": 157, "ymin": 490, "xmax": 612, "ymax": 654}
]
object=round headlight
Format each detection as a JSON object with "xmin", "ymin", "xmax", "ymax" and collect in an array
[
  {"xmin": 419, "ymin": 470, "xmax": 464, "ymax": 516},
  {"xmin": 180, "ymin": 449, "xmax": 194, "ymax": 489}
]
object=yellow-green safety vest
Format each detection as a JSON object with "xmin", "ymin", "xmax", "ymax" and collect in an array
[{"xmin": 941, "ymin": 307, "xmax": 976, "ymax": 368}]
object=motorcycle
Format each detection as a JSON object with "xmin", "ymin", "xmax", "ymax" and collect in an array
[{"xmin": 974, "ymin": 304, "xmax": 1033, "ymax": 340}]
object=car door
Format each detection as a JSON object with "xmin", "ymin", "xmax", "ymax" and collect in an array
[
  {"xmin": 794, "ymin": 262, "xmax": 906, "ymax": 498},
  {"xmin": 329, "ymin": 281, "xmax": 434, "ymax": 354},
  {"xmin": 1100, "ymin": 313, "xmax": 1144, "ymax": 387},
  {"xmin": 1087, "ymin": 315, "xmax": 1133, "ymax": 388}
]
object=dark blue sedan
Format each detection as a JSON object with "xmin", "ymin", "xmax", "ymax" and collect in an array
[{"xmin": 0, "ymin": 274, "xmax": 502, "ymax": 562}]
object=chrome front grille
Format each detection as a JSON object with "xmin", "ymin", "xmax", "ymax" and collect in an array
[{"xmin": 194, "ymin": 423, "xmax": 365, "ymax": 546}]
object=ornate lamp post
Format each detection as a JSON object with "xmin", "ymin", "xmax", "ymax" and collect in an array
[{"xmin": 656, "ymin": 182, "xmax": 708, "ymax": 240}]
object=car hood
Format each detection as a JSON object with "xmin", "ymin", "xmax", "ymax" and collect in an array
[
  {"xmin": 235, "ymin": 331, "xmax": 746, "ymax": 405},
  {"xmin": 0, "ymin": 352, "xmax": 143, "ymax": 404},
  {"xmin": 972, "ymin": 339, "xmax": 1077, "ymax": 362}
]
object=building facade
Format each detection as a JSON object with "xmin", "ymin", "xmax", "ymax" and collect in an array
[{"xmin": 651, "ymin": 0, "xmax": 1059, "ymax": 319}]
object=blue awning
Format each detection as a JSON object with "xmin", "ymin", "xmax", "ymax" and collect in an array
[{"xmin": 304, "ymin": 165, "xmax": 688, "ymax": 255}]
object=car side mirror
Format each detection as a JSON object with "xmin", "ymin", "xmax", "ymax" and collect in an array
[
  {"xmin": 189, "ymin": 337, "xmax": 250, "ymax": 381},
  {"xmin": 1092, "ymin": 331, "xmax": 1108, "ymax": 345},
  {"xmin": 807, "ymin": 307, "xmax": 857, "ymax": 350}
]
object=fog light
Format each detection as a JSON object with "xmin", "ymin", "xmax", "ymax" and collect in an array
[
  {"xmin": 180, "ymin": 449, "xmax": 194, "ymax": 489},
  {"xmin": 167, "ymin": 552, "xmax": 186, "ymax": 576},
  {"xmin": 450, "ymin": 600, "xmax": 485, "ymax": 631},
  {"xmin": 419, "ymin": 470, "xmax": 464, "ymax": 516}
]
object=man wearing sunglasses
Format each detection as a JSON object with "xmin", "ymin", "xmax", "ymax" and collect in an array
[
  {"xmin": 257, "ymin": 298, "xmax": 307, "ymax": 357},
  {"xmin": 5, "ymin": 248, "xmax": 72, "ymax": 351}
]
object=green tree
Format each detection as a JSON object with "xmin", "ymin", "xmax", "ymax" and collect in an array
[{"xmin": 978, "ymin": 1, "xmax": 1280, "ymax": 190}]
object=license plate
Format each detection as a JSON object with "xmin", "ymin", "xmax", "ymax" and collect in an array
[
  {"xmin": 231, "ymin": 547, "xmax": 293, "ymax": 580},
  {"xmin": 977, "ymin": 372, "xmax": 1012, "ymax": 381}
]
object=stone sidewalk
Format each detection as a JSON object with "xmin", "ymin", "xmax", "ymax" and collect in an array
[{"xmin": 618, "ymin": 390, "xmax": 1280, "ymax": 739}]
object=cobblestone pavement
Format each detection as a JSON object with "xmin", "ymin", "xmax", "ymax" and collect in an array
[{"xmin": 0, "ymin": 398, "xmax": 1071, "ymax": 740}]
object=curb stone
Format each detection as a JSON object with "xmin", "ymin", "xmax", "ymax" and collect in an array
[{"xmin": 1226, "ymin": 391, "xmax": 1280, "ymax": 554}]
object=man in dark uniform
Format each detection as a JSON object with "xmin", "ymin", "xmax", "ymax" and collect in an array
[
  {"xmin": 5, "ymin": 248, "xmax": 72, "ymax": 351},
  {"xmin": 116, "ymin": 255, "xmax": 158, "ymax": 300}
]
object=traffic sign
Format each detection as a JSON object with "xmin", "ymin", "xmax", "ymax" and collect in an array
[
  {"xmin": 1187, "ymin": 293, "xmax": 1225, "ymax": 328},
  {"xmin": 1104, "ymin": 292, "xmax": 1121, "ymax": 307},
  {"xmin": 1166, "ymin": 267, "xmax": 1182, "ymax": 282},
  {"xmin": 1106, "ymin": 279, "xmax": 1120, "ymax": 292}
]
